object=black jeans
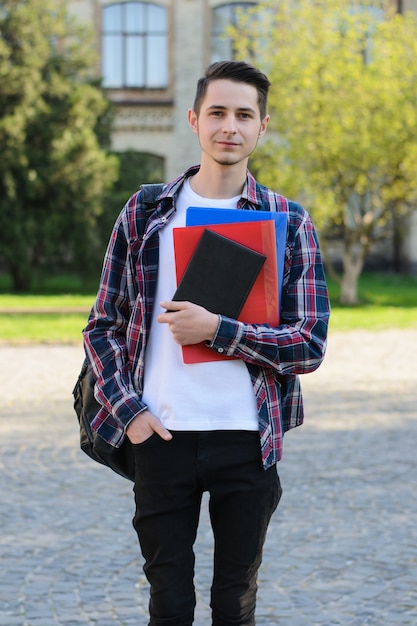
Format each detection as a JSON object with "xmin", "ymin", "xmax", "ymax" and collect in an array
[{"xmin": 132, "ymin": 430, "xmax": 282, "ymax": 626}]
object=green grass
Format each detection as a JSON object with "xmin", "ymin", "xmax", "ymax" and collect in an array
[
  {"xmin": 1, "ymin": 313, "xmax": 88, "ymax": 344},
  {"xmin": 0, "ymin": 293, "xmax": 95, "ymax": 310},
  {"xmin": 328, "ymin": 305, "xmax": 416, "ymax": 332},
  {"xmin": 0, "ymin": 275, "xmax": 96, "ymax": 344},
  {"xmin": 327, "ymin": 273, "xmax": 417, "ymax": 308},
  {"xmin": 326, "ymin": 273, "xmax": 417, "ymax": 331},
  {"xmin": 0, "ymin": 272, "xmax": 416, "ymax": 343}
]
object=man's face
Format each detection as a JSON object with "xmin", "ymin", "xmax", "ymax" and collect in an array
[{"xmin": 188, "ymin": 79, "xmax": 269, "ymax": 168}]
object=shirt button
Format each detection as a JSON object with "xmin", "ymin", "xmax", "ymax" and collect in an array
[
  {"xmin": 161, "ymin": 216, "xmax": 167, "ymax": 223},
  {"xmin": 217, "ymin": 347, "xmax": 224, "ymax": 353}
]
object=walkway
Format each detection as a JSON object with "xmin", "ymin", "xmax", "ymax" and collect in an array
[{"xmin": 0, "ymin": 329, "xmax": 416, "ymax": 625}]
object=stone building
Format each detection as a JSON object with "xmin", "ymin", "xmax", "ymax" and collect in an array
[{"xmin": 68, "ymin": 0, "xmax": 417, "ymax": 271}]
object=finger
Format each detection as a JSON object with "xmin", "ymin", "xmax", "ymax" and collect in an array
[
  {"xmin": 151, "ymin": 419, "xmax": 173, "ymax": 441},
  {"xmin": 157, "ymin": 310, "xmax": 174, "ymax": 324},
  {"xmin": 157, "ymin": 301, "xmax": 187, "ymax": 324},
  {"xmin": 160, "ymin": 300, "xmax": 189, "ymax": 311}
]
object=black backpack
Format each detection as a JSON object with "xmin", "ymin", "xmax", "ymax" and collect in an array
[{"xmin": 72, "ymin": 183, "xmax": 164, "ymax": 481}]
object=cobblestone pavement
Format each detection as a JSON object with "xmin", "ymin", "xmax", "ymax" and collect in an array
[{"xmin": 1, "ymin": 329, "xmax": 416, "ymax": 626}]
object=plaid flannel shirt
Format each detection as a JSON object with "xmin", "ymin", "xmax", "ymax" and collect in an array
[{"xmin": 83, "ymin": 165, "xmax": 330, "ymax": 469}]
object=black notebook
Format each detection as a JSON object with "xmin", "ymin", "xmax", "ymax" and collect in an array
[{"xmin": 172, "ymin": 228, "xmax": 266, "ymax": 319}]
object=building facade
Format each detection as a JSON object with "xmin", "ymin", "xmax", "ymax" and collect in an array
[
  {"xmin": 69, "ymin": 0, "xmax": 260, "ymax": 181},
  {"xmin": 68, "ymin": 0, "xmax": 417, "ymax": 270}
]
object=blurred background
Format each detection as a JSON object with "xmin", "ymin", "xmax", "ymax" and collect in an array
[{"xmin": 1, "ymin": 0, "xmax": 416, "ymax": 313}]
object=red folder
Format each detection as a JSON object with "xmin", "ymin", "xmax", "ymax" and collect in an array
[{"xmin": 173, "ymin": 220, "xmax": 278, "ymax": 364}]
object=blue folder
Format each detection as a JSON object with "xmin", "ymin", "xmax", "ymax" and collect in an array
[{"xmin": 186, "ymin": 207, "xmax": 287, "ymax": 308}]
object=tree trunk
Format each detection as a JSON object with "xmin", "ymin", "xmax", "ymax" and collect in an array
[
  {"xmin": 10, "ymin": 265, "xmax": 31, "ymax": 293},
  {"xmin": 319, "ymin": 238, "xmax": 342, "ymax": 286},
  {"xmin": 340, "ymin": 239, "xmax": 366, "ymax": 305}
]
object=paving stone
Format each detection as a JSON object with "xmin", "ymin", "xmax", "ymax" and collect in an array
[{"xmin": 0, "ymin": 330, "xmax": 416, "ymax": 625}]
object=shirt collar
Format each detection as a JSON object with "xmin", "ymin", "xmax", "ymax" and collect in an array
[{"xmin": 160, "ymin": 165, "xmax": 263, "ymax": 208}]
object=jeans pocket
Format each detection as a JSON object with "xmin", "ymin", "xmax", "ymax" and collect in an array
[{"xmin": 132, "ymin": 432, "xmax": 160, "ymax": 450}]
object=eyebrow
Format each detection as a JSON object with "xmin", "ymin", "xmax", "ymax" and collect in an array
[{"xmin": 206, "ymin": 104, "xmax": 257, "ymax": 114}]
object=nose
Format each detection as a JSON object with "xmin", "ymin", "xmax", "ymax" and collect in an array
[{"xmin": 222, "ymin": 114, "xmax": 237, "ymax": 134}]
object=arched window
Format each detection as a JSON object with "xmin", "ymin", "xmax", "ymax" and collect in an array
[
  {"xmin": 102, "ymin": 2, "xmax": 167, "ymax": 88},
  {"xmin": 211, "ymin": 3, "xmax": 257, "ymax": 62}
]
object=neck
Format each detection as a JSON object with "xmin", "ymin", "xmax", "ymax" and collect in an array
[{"xmin": 191, "ymin": 160, "xmax": 247, "ymax": 199}]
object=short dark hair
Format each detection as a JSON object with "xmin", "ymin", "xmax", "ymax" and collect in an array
[{"xmin": 193, "ymin": 60, "xmax": 271, "ymax": 119}]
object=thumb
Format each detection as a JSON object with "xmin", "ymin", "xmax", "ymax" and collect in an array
[{"xmin": 150, "ymin": 415, "xmax": 173, "ymax": 441}]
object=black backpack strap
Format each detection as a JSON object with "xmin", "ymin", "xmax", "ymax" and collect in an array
[{"xmin": 140, "ymin": 183, "xmax": 165, "ymax": 215}]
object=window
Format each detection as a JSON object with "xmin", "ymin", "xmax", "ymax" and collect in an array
[
  {"xmin": 102, "ymin": 2, "xmax": 167, "ymax": 89},
  {"xmin": 211, "ymin": 3, "xmax": 257, "ymax": 62}
]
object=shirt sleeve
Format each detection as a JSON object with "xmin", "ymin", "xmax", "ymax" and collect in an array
[
  {"xmin": 82, "ymin": 195, "xmax": 148, "ymax": 445},
  {"xmin": 209, "ymin": 203, "xmax": 330, "ymax": 375}
]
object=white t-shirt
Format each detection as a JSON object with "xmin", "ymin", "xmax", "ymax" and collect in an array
[{"xmin": 142, "ymin": 179, "xmax": 259, "ymax": 431}]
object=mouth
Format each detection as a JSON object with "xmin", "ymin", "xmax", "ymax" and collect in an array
[{"xmin": 217, "ymin": 141, "xmax": 239, "ymax": 147}]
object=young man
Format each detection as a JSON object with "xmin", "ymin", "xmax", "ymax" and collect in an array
[{"xmin": 83, "ymin": 61, "xmax": 330, "ymax": 625}]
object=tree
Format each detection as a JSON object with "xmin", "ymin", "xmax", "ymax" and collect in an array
[
  {"xmin": 234, "ymin": 0, "xmax": 417, "ymax": 303},
  {"xmin": 98, "ymin": 150, "xmax": 165, "ymax": 258},
  {"xmin": 0, "ymin": 0, "xmax": 118, "ymax": 291}
]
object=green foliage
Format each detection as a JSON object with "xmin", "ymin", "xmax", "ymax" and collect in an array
[
  {"xmin": 97, "ymin": 151, "xmax": 165, "ymax": 257},
  {"xmin": 0, "ymin": 271, "xmax": 98, "ymax": 295},
  {"xmin": 0, "ymin": 0, "xmax": 118, "ymax": 291},
  {"xmin": 235, "ymin": 0, "xmax": 417, "ymax": 303}
]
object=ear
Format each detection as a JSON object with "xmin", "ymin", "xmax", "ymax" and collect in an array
[
  {"xmin": 258, "ymin": 114, "xmax": 270, "ymax": 138},
  {"xmin": 188, "ymin": 109, "xmax": 199, "ymax": 134}
]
